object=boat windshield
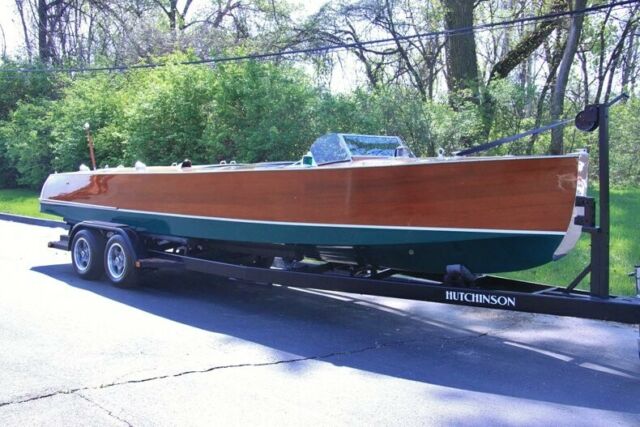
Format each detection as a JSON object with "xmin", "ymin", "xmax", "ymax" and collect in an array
[
  {"xmin": 342, "ymin": 134, "xmax": 405, "ymax": 157},
  {"xmin": 309, "ymin": 134, "xmax": 351, "ymax": 165},
  {"xmin": 309, "ymin": 133, "xmax": 413, "ymax": 165}
]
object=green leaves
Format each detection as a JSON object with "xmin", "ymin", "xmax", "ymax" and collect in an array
[
  {"xmin": 124, "ymin": 59, "xmax": 217, "ymax": 165},
  {"xmin": 204, "ymin": 61, "xmax": 316, "ymax": 163},
  {"xmin": 50, "ymin": 73, "xmax": 128, "ymax": 174},
  {"xmin": 0, "ymin": 99, "xmax": 54, "ymax": 188}
]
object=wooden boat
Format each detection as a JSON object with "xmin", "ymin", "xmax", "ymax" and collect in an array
[{"xmin": 40, "ymin": 133, "xmax": 588, "ymax": 274}]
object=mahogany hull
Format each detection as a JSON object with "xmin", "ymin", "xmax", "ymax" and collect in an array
[{"xmin": 40, "ymin": 154, "xmax": 587, "ymax": 273}]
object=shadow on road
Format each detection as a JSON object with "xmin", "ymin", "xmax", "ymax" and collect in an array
[{"xmin": 32, "ymin": 263, "xmax": 640, "ymax": 414}]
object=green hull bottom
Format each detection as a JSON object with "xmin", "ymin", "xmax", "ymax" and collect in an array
[
  {"xmin": 41, "ymin": 203, "xmax": 564, "ymax": 274},
  {"xmin": 317, "ymin": 237, "xmax": 561, "ymax": 274}
]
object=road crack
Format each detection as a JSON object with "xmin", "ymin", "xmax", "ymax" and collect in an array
[
  {"xmin": 437, "ymin": 315, "xmax": 532, "ymax": 350},
  {"xmin": 1, "ymin": 328, "xmax": 500, "ymax": 410},
  {"xmin": 0, "ymin": 338, "xmax": 420, "ymax": 409},
  {"xmin": 75, "ymin": 392, "xmax": 134, "ymax": 427}
]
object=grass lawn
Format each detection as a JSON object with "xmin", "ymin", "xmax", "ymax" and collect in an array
[
  {"xmin": 1, "ymin": 186, "xmax": 638, "ymax": 294},
  {"xmin": 0, "ymin": 188, "xmax": 59, "ymax": 220}
]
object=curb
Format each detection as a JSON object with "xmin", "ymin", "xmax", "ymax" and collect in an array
[{"xmin": 0, "ymin": 212, "xmax": 68, "ymax": 229}]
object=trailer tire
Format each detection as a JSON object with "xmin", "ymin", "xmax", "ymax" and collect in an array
[
  {"xmin": 71, "ymin": 229, "xmax": 105, "ymax": 280},
  {"xmin": 104, "ymin": 234, "xmax": 138, "ymax": 288}
]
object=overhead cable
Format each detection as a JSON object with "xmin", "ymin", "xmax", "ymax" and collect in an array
[{"xmin": 0, "ymin": 0, "xmax": 637, "ymax": 74}]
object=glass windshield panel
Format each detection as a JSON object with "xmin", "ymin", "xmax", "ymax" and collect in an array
[
  {"xmin": 310, "ymin": 134, "xmax": 350, "ymax": 164},
  {"xmin": 342, "ymin": 135, "xmax": 403, "ymax": 157}
]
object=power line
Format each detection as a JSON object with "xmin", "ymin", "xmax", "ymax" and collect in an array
[{"xmin": 1, "ymin": 0, "xmax": 638, "ymax": 74}]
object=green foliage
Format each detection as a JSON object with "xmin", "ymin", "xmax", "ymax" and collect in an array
[
  {"xmin": 0, "ymin": 136, "xmax": 17, "ymax": 188},
  {"xmin": 0, "ymin": 61, "xmax": 63, "ymax": 188},
  {"xmin": 124, "ymin": 58, "xmax": 217, "ymax": 165},
  {"xmin": 0, "ymin": 99, "xmax": 54, "ymax": 189},
  {"xmin": 204, "ymin": 61, "xmax": 316, "ymax": 163},
  {"xmin": 0, "ymin": 61, "xmax": 61, "ymax": 121},
  {"xmin": 484, "ymin": 79, "xmax": 536, "ymax": 154},
  {"xmin": 51, "ymin": 73, "xmax": 127, "ymax": 173},
  {"xmin": 420, "ymin": 99, "xmax": 483, "ymax": 155},
  {"xmin": 555, "ymin": 99, "xmax": 640, "ymax": 185},
  {"xmin": 312, "ymin": 87, "xmax": 483, "ymax": 157},
  {"xmin": 0, "ymin": 56, "xmax": 327, "ymax": 187}
]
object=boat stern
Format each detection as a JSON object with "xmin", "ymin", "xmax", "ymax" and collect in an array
[{"xmin": 553, "ymin": 150, "xmax": 589, "ymax": 260}]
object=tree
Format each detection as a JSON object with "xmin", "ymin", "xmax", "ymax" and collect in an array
[
  {"xmin": 443, "ymin": 0, "xmax": 479, "ymax": 102},
  {"xmin": 11, "ymin": 0, "xmax": 294, "ymax": 67},
  {"xmin": 123, "ymin": 59, "xmax": 218, "ymax": 165},
  {"xmin": 549, "ymin": 0, "xmax": 587, "ymax": 155},
  {"xmin": 204, "ymin": 60, "xmax": 316, "ymax": 162},
  {"xmin": 0, "ymin": 99, "xmax": 54, "ymax": 188},
  {"xmin": 489, "ymin": 1, "xmax": 565, "ymax": 82}
]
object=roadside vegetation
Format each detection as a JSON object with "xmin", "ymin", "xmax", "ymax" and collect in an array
[{"xmin": 0, "ymin": 189, "xmax": 57, "ymax": 219}]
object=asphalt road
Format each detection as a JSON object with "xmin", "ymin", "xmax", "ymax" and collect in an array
[{"xmin": 0, "ymin": 219, "xmax": 639, "ymax": 426}]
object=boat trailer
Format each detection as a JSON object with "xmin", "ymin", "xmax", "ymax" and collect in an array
[{"xmin": 48, "ymin": 96, "xmax": 640, "ymax": 357}]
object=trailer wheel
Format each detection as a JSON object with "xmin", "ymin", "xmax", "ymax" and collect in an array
[
  {"xmin": 104, "ymin": 234, "xmax": 138, "ymax": 288},
  {"xmin": 71, "ymin": 229, "xmax": 105, "ymax": 280}
]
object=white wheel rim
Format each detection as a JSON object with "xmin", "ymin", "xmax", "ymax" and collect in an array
[
  {"xmin": 73, "ymin": 237, "xmax": 91, "ymax": 272},
  {"xmin": 107, "ymin": 242, "xmax": 126, "ymax": 280}
]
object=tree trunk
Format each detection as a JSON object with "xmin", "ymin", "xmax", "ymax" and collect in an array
[
  {"xmin": 15, "ymin": 1, "xmax": 33, "ymax": 61},
  {"xmin": 578, "ymin": 50, "xmax": 590, "ymax": 107},
  {"xmin": 38, "ymin": 0, "xmax": 51, "ymax": 63},
  {"xmin": 528, "ymin": 37, "xmax": 565, "ymax": 154},
  {"xmin": 384, "ymin": 0, "xmax": 427, "ymax": 99},
  {"xmin": 549, "ymin": 0, "xmax": 587, "ymax": 155},
  {"xmin": 621, "ymin": 23, "xmax": 637, "ymax": 92},
  {"xmin": 603, "ymin": 12, "xmax": 639, "ymax": 102},
  {"xmin": 443, "ymin": 0, "xmax": 479, "ymax": 104}
]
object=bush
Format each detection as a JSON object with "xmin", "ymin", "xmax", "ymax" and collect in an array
[
  {"xmin": 0, "ymin": 61, "xmax": 62, "ymax": 187},
  {"xmin": 0, "ymin": 99, "xmax": 54, "ymax": 189},
  {"xmin": 0, "ymin": 61, "xmax": 61, "ymax": 121},
  {"xmin": 124, "ymin": 58, "xmax": 217, "ymax": 165},
  {"xmin": 312, "ymin": 87, "xmax": 483, "ymax": 157},
  {"xmin": 51, "ymin": 73, "xmax": 127, "ymax": 172},
  {"xmin": 203, "ymin": 61, "xmax": 317, "ymax": 163},
  {"xmin": 0, "ymin": 139, "xmax": 17, "ymax": 188}
]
